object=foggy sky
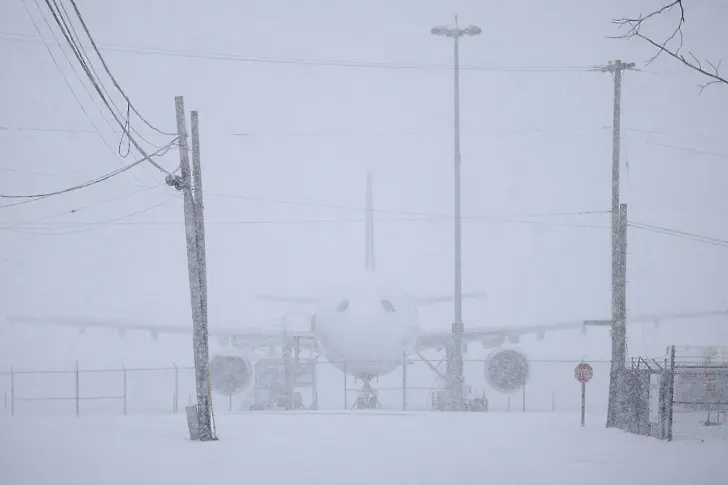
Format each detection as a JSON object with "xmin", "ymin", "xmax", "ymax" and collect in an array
[{"xmin": 1, "ymin": 0, "xmax": 727, "ymax": 369}]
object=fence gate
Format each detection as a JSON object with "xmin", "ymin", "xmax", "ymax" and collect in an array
[
  {"xmin": 622, "ymin": 346, "xmax": 728, "ymax": 442},
  {"xmin": 670, "ymin": 346, "xmax": 728, "ymax": 441},
  {"xmin": 621, "ymin": 357, "xmax": 670, "ymax": 440}
]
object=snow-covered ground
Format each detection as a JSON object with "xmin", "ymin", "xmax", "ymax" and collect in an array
[{"xmin": 2, "ymin": 412, "xmax": 726, "ymax": 485}]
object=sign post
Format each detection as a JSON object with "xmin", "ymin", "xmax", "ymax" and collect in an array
[
  {"xmin": 574, "ymin": 363, "xmax": 594, "ymax": 427},
  {"xmin": 581, "ymin": 381, "xmax": 586, "ymax": 427}
]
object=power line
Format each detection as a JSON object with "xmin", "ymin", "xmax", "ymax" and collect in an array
[
  {"xmin": 0, "ymin": 166, "xmax": 87, "ymax": 178},
  {"xmin": 629, "ymin": 221, "xmax": 728, "ymax": 248},
  {"xmin": 20, "ymin": 0, "xmax": 164, "ymax": 188},
  {"xmin": 4, "ymin": 197, "xmax": 178, "ymax": 235},
  {"xmin": 0, "ymin": 139, "xmax": 177, "ymax": 201},
  {"xmin": 7, "ymin": 124, "xmax": 728, "ymax": 149},
  {"xmin": 623, "ymin": 127, "xmax": 728, "ymax": 145},
  {"xmin": 629, "ymin": 138, "xmax": 728, "ymax": 160},
  {"xmin": 205, "ymin": 191, "xmax": 610, "ymax": 220},
  {"xmin": 1, "ymin": 124, "xmax": 611, "ymax": 139},
  {"xmin": 23, "ymin": 0, "xmax": 117, "ymax": 137},
  {"xmin": 0, "ymin": 194, "xmax": 54, "ymax": 210},
  {"xmin": 0, "ymin": 29, "xmax": 595, "ymax": 72},
  {"xmin": 7, "ymin": 215, "xmax": 611, "ymax": 229},
  {"xmin": 64, "ymin": 0, "xmax": 174, "ymax": 137},
  {"xmin": 51, "ymin": 0, "xmax": 166, "ymax": 150},
  {"xmin": 1, "ymin": 185, "xmax": 160, "ymax": 229},
  {"xmin": 38, "ymin": 0, "xmax": 175, "ymax": 176},
  {"xmin": 229, "ymin": 126, "xmax": 610, "ymax": 138}
]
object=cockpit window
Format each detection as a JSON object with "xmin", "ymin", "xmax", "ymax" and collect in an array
[
  {"xmin": 336, "ymin": 300, "xmax": 349, "ymax": 312},
  {"xmin": 382, "ymin": 299, "xmax": 396, "ymax": 312}
]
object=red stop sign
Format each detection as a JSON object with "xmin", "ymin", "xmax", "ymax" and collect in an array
[{"xmin": 575, "ymin": 363, "xmax": 593, "ymax": 383}]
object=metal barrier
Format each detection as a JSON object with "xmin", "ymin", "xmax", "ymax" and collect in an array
[
  {"xmin": 336, "ymin": 358, "xmax": 611, "ymax": 413},
  {"xmin": 617, "ymin": 346, "xmax": 728, "ymax": 442},
  {"xmin": 0, "ymin": 362, "xmax": 196, "ymax": 417},
  {"xmin": 0, "ymin": 358, "xmax": 612, "ymax": 416},
  {"xmin": 671, "ymin": 365, "xmax": 728, "ymax": 441}
]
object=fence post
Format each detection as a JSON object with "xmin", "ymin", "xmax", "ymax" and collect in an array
[
  {"xmin": 229, "ymin": 393, "xmax": 232, "ymax": 413},
  {"xmin": 667, "ymin": 345, "xmax": 676, "ymax": 442},
  {"xmin": 10, "ymin": 366, "xmax": 14, "ymax": 418},
  {"xmin": 661, "ymin": 356, "xmax": 668, "ymax": 440},
  {"xmin": 75, "ymin": 361, "xmax": 80, "ymax": 417},
  {"xmin": 122, "ymin": 365, "xmax": 127, "ymax": 416},
  {"xmin": 343, "ymin": 362, "xmax": 347, "ymax": 410},
  {"xmin": 173, "ymin": 362, "xmax": 179, "ymax": 413},
  {"xmin": 552, "ymin": 391, "xmax": 555, "ymax": 412},
  {"xmin": 402, "ymin": 354, "xmax": 407, "ymax": 411},
  {"xmin": 522, "ymin": 384, "xmax": 526, "ymax": 412},
  {"xmin": 508, "ymin": 395, "xmax": 511, "ymax": 412}
]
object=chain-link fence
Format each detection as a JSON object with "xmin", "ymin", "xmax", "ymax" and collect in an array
[
  {"xmin": 617, "ymin": 346, "xmax": 728, "ymax": 442},
  {"xmin": 618, "ymin": 358, "xmax": 671, "ymax": 440},
  {"xmin": 0, "ymin": 364, "xmax": 197, "ymax": 417},
  {"xmin": 0, "ymin": 358, "xmax": 611, "ymax": 416},
  {"xmin": 671, "ymin": 366, "xmax": 728, "ymax": 441}
]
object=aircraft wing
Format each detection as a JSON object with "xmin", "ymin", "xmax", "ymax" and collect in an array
[
  {"xmin": 5, "ymin": 315, "xmax": 316, "ymax": 348},
  {"xmin": 413, "ymin": 291, "xmax": 487, "ymax": 307},
  {"xmin": 414, "ymin": 308, "xmax": 728, "ymax": 352},
  {"xmin": 255, "ymin": 294, "xmax": 318, "ymax": 305},
  {"xmin": 415, "ymin": 321, "xmax": 579, "ymax": 351}
]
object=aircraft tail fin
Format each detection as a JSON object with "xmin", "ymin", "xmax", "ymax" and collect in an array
[{"xmin": 365, "ymin": 170, "xmax": 376, "ymax": 271}]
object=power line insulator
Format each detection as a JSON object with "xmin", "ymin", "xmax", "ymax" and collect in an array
[{"xmin": 165, "ymin": 174, "xmax": 184, "ymax": 191}]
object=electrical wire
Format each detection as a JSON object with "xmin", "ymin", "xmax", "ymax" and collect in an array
[
  {"xmin": 0, "ymin": 138, "xmax": 177, "ymax": 201},
  {"xmin": 21, "ymin": 0, "xmax": 164, "ymax": 188},
  {"xmin": 0, "ymin": 30, "xmax": 595, "ymax": 72},
  {"xmin": 65, "ymin": 0, "xmax": 174, "ymax": 137},
  {"xmin": 6, "ymin": 124, "xmax": 728, "ymax": 148},
  {"xmin": 1, "ymin": 124, "xmax": 610, "ymax": 138},
  {"xmin": 623, "ymin": 127, "xmax": 728, "ymax": 145},
  {"xmin": 23, "ymin": 0, "xmax": 118, "ymax": 139},
  {"xmin": 205, "ymin": 191, "xmax": 611, "ymax": 220},
  {"xmin": 629, "ymin": 222, "xmax": 728, "ymax": 248},
  {"xmin": 1, "ymin": 185, "xmax": 160, "ymax": 229},
  {"xmin": 0, "ymin": 167, "xmax": 86, "ymax": 177},
  {"xmin": 4, "ymin": 197, "xmax": 178, "ymax": 235},
  {"xmin": 40, "ymin": 0, "xmax": 175, "ymax": 175},
  {"xmin": 630, "ymin": 139, "xmax": 728, "ymax": 160},
  {"xmin": 7, "ymin": 215, "xmax": 611, "ymax": 229},
  {"xmin": 229, "ymin": 126, "xmax": 609, "ymax": 138},
  {"xmin": 0, "ymin": 194, "xmax": 54, "ymax": 210},
  {"xmin": 53, "ymin": 0, "xmax": 166, "ymax": 150}
]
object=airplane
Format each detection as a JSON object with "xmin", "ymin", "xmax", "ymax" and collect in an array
[{"xmin": 6, "ymin": 171, "xmax": 728, "ymax": 409}]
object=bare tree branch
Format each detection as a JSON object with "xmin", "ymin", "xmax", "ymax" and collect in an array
[{"xmin": 612, "ymin": 1, "xmax": 727, "ymax": 91}]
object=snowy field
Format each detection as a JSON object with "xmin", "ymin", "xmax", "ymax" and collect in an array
[{"xmin": 2, "ymin": 412, "xmax": 727, "ymax": 485}]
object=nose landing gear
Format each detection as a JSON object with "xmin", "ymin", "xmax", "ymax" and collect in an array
[{"xmin": 352, "ymin": 377, "xmax": 382, "ymax": 409}]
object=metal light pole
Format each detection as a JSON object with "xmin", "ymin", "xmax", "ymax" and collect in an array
[{"xmin": 431, "ymin": 17, "xmax": 481, "ymax": 411}]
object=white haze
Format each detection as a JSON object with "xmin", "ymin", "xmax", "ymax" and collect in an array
[{"xmin": 1, "ymin": 0, "xmax": 727, "ymax": 372}]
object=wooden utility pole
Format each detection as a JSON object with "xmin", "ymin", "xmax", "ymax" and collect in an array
[
  {"xmin": 597, "ymin": 60, "xmax": 634, "ymax": 429},
  {"xmin": 169, "ymin": 96, "xmax": 215, "ymax": 441}
]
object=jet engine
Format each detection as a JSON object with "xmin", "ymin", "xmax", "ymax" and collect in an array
[
  {"xmin": 484, "ymin": 348, "xmax": 530, "ymax": 394},
  {"xmin": 481, "ymin": 333, "xmax": 506, "ymax": 350},
  {"xmin": 209, "ymin": 354, "xmax": 252, "ymax": 396}
]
